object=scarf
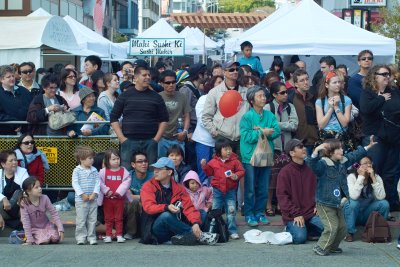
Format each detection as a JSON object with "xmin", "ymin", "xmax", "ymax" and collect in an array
[{"xmin": 15, "ymin": 149, "xmax": 50, "ymax": 171}]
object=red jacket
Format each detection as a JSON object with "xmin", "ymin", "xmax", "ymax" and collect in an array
[
  {"xmin": 202, "ymin": 153, "xmax": 245, "ymax": 193},
  {"xmin": 141, "ymin": 177, "xmax": 201, "ymax": 225},
  {"xmin": 18, "ymin": 156, "xmax": 45, "ymax": 186}
]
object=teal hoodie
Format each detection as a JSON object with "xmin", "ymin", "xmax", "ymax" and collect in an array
[{"xmin": 239, "ymin": 108, "xmax": 280, "ymax": 164}]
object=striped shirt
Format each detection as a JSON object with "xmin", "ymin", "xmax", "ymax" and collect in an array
[{"xmin": 72, "ymin": 165, "xmax": 100, "ymax": 203}]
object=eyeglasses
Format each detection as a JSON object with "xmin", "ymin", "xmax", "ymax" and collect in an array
[
  {"xmin": 66, "ymin": 75, "xmax": 76, "ymax": 79},
  {"xmin": 21, "ymin": 70, "xmax": 33, "ymax": 75},
  {"xmin": 277, "ymin": 90, "xmax": 288, "ymax": 95},
  {"xmin": 226, "ymin": 68, "xmax": 239, "ymax": 73},
  {"xmin": 135, "ymin": 160, "xmax": 148, "ymax": 164},
  {"xmin": 163, "ymin": 80, "xmax": 176, "ymax": 85},
  {"xmin": 360, "ymin": 57, "xmax": 373, "ymax": 61},
  {"xmin": 21, "ymin": 141, "xmax": 35, "ymax": 145},
  {"xmin": 375, "ymin": 72, "xmax": 390, "ymax": 78}
]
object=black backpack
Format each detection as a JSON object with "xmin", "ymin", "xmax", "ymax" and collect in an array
[{"xmin": 202, "ymin": 209, "xmax": 229, "ymax": 243}]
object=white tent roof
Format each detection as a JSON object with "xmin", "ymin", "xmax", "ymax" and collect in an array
[
  {"xmin": 27, "ymin": 7, "xmax": 52, "ymax": 17},
  {"xmin": 179, "ymin": 27, "xmax": 204, "ymax": 55},
  {"xmin": 230, "ymin": 0, "xmax": 395, "ymax": 57},
  {"xmin": 191, "ymin": 27, "xmax": 219, "ymax": 49},
  {"xmin": 63, "ymin": 15, "xmax": 127, "ymax": 59},
  {"xmin": 0, "ymin": 16, "xmax": 96, "ymax": 56},
  {"xmin": 138, "ymin": 18, "xmax": 181, "ymax": 38}
]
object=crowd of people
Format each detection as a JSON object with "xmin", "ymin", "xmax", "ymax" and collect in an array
[{"xmin": 0, "ymin": 41, "xmax": 400, "ymax": 255}]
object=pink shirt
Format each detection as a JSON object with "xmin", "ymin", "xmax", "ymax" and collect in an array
[{"xmin": 60, "ymin": 91, "xmax": 81, "ymax": 109}]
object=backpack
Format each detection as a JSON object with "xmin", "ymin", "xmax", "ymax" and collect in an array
[
  {"xmin": 361, "ymin": 211, "xmax": 391, "ymax": 243},
  {"xmin": 202, "ymin": 209, "xmax": 229, "ymax": 243},
  {"xmin": 268, "ymin": 102, "xmax": 291, "ymax": 117}
]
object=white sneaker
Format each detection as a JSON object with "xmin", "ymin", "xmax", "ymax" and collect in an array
[
  {"xmin": 199, "ymin": 232, "xmax": 219, "ymax": 245},
  {"xmin": 89, "ymin": 240, "xmax": 97, "ymax": 245},
  {"xmin": 103, "ymin": 236, "xmax": 112, "ymax": 243},
  {"xmin": 397, "ymin": 244, "xmax": 400, "ymax": 250},
  {"xmin": 123, "ymin": 233, "xmax": 134, "ymax": 240},
  {"xmin": 76, "ymin": 240, "xmax": 85, "ymax": 245},
  {"xmin": 230, "ymin": 233, "xmax": 240, "ymax": 240},
  {"xmin": 117, "ymin": 236, "xmax": 126, "ymax": 243}
]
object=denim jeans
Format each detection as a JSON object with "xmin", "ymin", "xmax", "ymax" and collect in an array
[
  {"xmin": 243, "ymin": 163, "xmax": 271, "ymax": 218},
  {"xmin": 151, "ymin": 211, "xmax": 193, "ymax": 243},
  {"xmin": 212, "ymin": 188, "xmax": 237, "ymax": 235},
  {"xmin": 285, "ymin": 215, "xmax": 324, "ymax": 244},
  {"xmin": 158, "ymin": 137, "xmax": 185, "ymax": 158},
  {"xmin": 199, "ymin": 209, "xmax": 208, "ymax": 229},
  {"xmin": 343, "ymin": 198, "xmax": 390, "ymax": 234},
  {"xmin": 120, "ymin": 138, "xmax": 158, "ymax": 170},
  {"xmin": 195, "ymin": 142, "xmax": 214, "ymax": 185}
]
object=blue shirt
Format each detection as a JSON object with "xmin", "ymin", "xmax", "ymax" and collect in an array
[
  {"xmin": 239, "ymin": 56, "xmax": 264, "ymax": 76},
  {"xmin": 129, "ymin": 170, "xmax": 153, "ymax": 195},
  {"xmin": 315, "ymin": 95, "xmax": 352, "ymax": 133}
]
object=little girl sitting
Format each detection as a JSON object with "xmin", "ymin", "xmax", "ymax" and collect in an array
[
  {"xmin": 20, "ymin": 176, "xmax": 64, "ymax": 245},
  {"xmin": 183, "ymin": 170, "xmax": 213, "ymax": 224}
]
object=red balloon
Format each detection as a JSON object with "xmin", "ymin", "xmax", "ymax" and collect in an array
[{"xmin": 219, "ymin": 90, "xmax": 243, "ymax": 118}]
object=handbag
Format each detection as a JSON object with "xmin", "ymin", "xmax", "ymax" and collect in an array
[
  {"xmin": 48, "ymin": 110, "xmax": 76, "ymax": 130},
  {"xmin": 250, "ymin": 133, "xmax": 274, "ymax": 167}
]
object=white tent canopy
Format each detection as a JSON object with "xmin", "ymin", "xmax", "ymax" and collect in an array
[
  {"xmin": 0, "ymin": 16, "xmax": 97, "ymax": 67},
  {"xmin": 179, "ymin": 27, "xmax": 205, "ymax": 55},
  {"xmin": 229, "ymin": 0, "xmax": 395, "ymax": 58},
  {"xmin": 138, "ymin": 18, "xmax": 181, "ymax": 39}
]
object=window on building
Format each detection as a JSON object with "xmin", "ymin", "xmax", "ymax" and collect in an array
[
  {"xmin": 0, "ymin": 0, "xmax": 5, "ymax": 10},
  {"xmin": 131, "ymin": 2, "xmax": 138, "ymax": 30},
  {"xmin": 60, "ymin": 0, "xmax": 68, "ymax": 16},
  {"xmin": 41, "ymin": 0, "xmax": 51, "ymax": 12},
  {"xmin": 50, "ymin": 2, "xmax": 58, "ymax": 15},
  {"xmin": 8, "ymin": 0, "xmax": 22, "ymax": 10},
  {"xmin": 119, "ymin": 4, "xmax": 128, "ymax": 28},
  {"xmin": 77, "ymin": 6, "xmax": 83, "ymax": 22},
  {"xmin": 69, "ymin": 2, "xmax": 76, "ymax": 18}
]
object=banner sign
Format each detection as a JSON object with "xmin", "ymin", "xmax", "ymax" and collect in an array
[
  {"xmin": 129, "ymin": 38, "xmax": 185, "ymax": 56},
  {"xmin": 350, "ymin": 0, "xmax": 386, "ymax": 7}
]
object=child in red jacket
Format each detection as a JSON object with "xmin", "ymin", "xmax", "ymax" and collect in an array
[{"xmin": 201, "ymin": 139, "xmax": 245, "ymax": 240}]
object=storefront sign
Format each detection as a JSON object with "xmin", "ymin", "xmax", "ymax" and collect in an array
[
  {"xmin": 129, "ymin": 38, "xmax": 185, "ymax": 56},
  {"xmin": 350, "ymin": 0, "xmax": 386, "ymax": 7}
]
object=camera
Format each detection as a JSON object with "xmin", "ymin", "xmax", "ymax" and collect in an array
[
  {"xmin": 174, "ymin": 201, "xmax": 182, "ymax": 209},
  {"xmin": 224, "ymin": 170, "xmax": 232, "ymax": 177}
]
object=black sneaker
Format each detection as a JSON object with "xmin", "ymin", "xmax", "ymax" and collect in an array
[
  {"xmin": 171, "ymin": 233, "xmax": 199, "ymax": 246},
  {"xmin": 313, "ymin": 245, "xmax": 329, "ymax": 256},
  {"xmin": 329, "ymin": 247, "xmax": 343, "ymax": 254}
]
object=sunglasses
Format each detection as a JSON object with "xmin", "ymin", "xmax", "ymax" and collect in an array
[
  {"xmin": 135, "ymin": 160, "xmax": 148, "ymax": 164},
  {"xmin": 21, "ymin": 70, "xmax": 33, "ymax": 75},
  {"xmin": 375, "ymin": 72, "xmax": 390, "ymax": 78},
  {"xmin": 360, "ymin": 57, "xmax": 373, "ymax": 61},
  {"xmin": 163, "ymin": 80, "xmax": 176, "ymax": 85},
  {"xmin": 226, "ymin": 67, "xmax": 239, "ymax": 73},
  {"xmin": 21, "ymin": 141, "xmax": 35, "ymax": 145},
  {"xmin": 277, "ymin": 90, "xmax": 288, "ymax": 95},
  {"xmin": 66, "ymin": 75, "xmax": 76, "ymax": 79}
]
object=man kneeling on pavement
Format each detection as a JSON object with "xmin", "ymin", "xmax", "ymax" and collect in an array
[
  {"xmin": 277, "ymin": 139, "xmax": 324, "ymax": 244},
  {"xmin": 140, "ymin": 157, "xmax": 218, "ymax": 245}
]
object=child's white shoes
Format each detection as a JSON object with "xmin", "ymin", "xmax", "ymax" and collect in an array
[
  {"xmin": 117, "ymin": 236, "xmax": 126, "ymax": 243},
  {"xmin": 103, "ymin": 236, "xmax": 112, "ymax": 243}
]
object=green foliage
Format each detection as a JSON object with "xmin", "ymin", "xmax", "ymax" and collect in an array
[
  {"xmin": 371, "ymin": 6, "xmax": 400, "ymax": 59},
  {"xmin": 113, "ymin": 32, "xmax": 128, "ymax": 43},
  {"xmin": 219, "ymin": 0, "xmax": 274, "ymax": 13}
]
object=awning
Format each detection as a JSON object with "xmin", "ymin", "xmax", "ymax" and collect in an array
[{"xmin": 169, "ymin": 13, "xmax": 267, "ymax": 29}]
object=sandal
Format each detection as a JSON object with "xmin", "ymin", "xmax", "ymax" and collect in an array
[{"xmin": 266, "ymin": 207, "xmax": 275, "ymax": 217}]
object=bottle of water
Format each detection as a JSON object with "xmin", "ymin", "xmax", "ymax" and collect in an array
[
  {"xmin": 209, "ymin": 218, "xmax": 216, "ymax": 233},
  {"xmin": 177, "ymin": 118, "xmax": 183, "ymax": 133}
]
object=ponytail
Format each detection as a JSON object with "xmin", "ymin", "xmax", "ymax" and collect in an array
[{"xmin": 19, "ymin": 176, "xmax": 39, "ymax": 207}]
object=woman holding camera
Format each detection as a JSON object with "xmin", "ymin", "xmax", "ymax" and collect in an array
[{"xmin": 343, "ymin": 156, "xmax": 389, "ymax": 242}]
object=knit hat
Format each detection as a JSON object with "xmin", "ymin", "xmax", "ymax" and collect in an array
[
  {"xmin": 176, "ymin": 69, "xmax": 190, "ymax": 84},
  {"xmin": 79, "ymin": 86, "xmax": 95, "ymax": 102}
]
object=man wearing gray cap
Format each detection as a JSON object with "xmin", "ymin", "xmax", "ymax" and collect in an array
[
  {"xmin": 276, "ymin": 139, "xmax": 323, "ymax": 244},
  {"xmin": 140, "ymin": 157, "xmax": 218, "ymax": 245}
]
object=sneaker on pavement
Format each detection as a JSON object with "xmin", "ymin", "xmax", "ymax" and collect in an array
[
  {"xmin": 257, "ymin": 215, "xmax": 270, "ymax": 225},
  {"xmin": 246, "ymin": 216, "xmax": 258, "ymax": 227},
  {"xmin": 103, "ymin": 236, "xmax": 112, "ymax": 243},
  {"xmin": 171, "ymin": 233, "xmax": 199, "ymax": 246},
  {"xmin": 123, "ymin": 233, "xmax": 134, "ymax": 240},
  {"xmin": 89, "ymin": 240, "xmax": 97, "ymax": 245},
  {"xmin": 313, "ymin": 245, "xmax": 329, "ymax": 256},
  {"xmin": 199, "ymin": 232, "xmax": 219, "ymax": 245},
  {"xmin": 230, "ymin": 233, "xmax": 240, "ymax": 240},
  {"xmin": 76, "ymin": 240, "xmax": 85, "ymax": 245},
  {"xmin": 117, "ymin": 236, "xmax": 126, "ymax": 243},
  {"xmin": 397, "ymin": 244, "xmax": 400, "ymax": 250},
  {"xmin": 329, "ymin": 247, "xmax": 343, "ymax": 254}
]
